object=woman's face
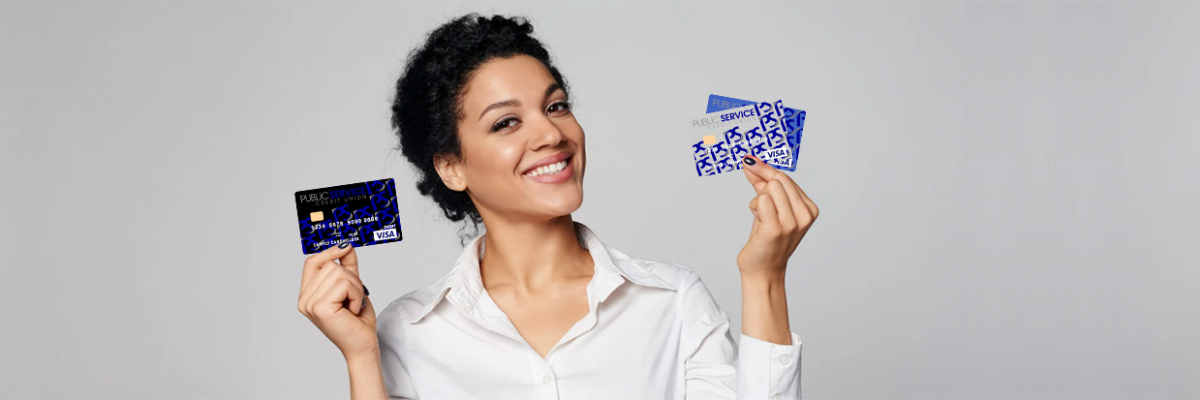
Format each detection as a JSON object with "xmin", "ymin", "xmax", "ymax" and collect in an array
[{"xmin": 441, "ymin": 54, "xmax": 585, "ymax": 221}]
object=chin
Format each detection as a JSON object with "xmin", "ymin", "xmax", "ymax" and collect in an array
[{"xmin": 539, "ymin": 193, "xmax": 584, "ymax": 217}]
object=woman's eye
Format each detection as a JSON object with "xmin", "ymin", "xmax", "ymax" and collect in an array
[
  {"xmin": 547, "ymin": 101, "xmax": 571, "ymax": 114},
  {"xmin": 491, "ymin": 117, "xmax": 519, "ymax": 132}
]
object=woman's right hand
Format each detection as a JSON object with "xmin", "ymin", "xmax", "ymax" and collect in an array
[{"xmin": 298, "ymin": 242, "xmax": 379, "ymax": 360}]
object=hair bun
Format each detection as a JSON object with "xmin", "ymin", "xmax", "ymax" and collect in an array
[{"xmin": 479, "ymin": 14, "xmax": 533, "ymax": 36}]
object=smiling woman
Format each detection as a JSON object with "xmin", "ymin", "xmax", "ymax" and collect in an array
[
  {"xmin": 389, "ymin": 14, "xmax": 578, "ymax": 244},
  {"xmin": 295, "ymin": 12, "xmax": 817, "ymax": 400},
  {"xmin": 431, "ymin": 55, "xmax": 587, "ymax": 229}
]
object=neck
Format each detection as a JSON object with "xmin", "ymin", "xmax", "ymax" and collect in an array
[{"xmin": 476, "ymin": 214, "xmax": 593, "ymax": 294}]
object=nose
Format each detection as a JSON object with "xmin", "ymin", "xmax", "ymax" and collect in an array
[{"xmin": 527, "ymin": 112, "xmax": 567, "ymax": 151}]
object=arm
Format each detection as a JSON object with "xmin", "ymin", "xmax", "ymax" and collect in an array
[
  {"xmin": 735, "ymin": 153, "xmax": 816, "ymax": 347},
  {"xmin": 679, "ymin": 271, "xmax": 803, "ymax": 400},
  {"xmin": 738, "ymin": 272, "xmax": 803, "ymax": 400},
  {"xmin": 297, "ymin": 245, "xmax": 395, "ymax": 400},
  {"xmin": 375, "ymin": 305, "xmax": 419, "ymax": 399},
  {"xmin": 346, "ymin": 347, "xmax": 389, "ymax": 400},
  {"xmin": 731, "ymin": 154, "xmax": 819, "ymax": 398},
  {"xmin": 741, "ymin": 271, "xmax": 791, "ymax": 346}
]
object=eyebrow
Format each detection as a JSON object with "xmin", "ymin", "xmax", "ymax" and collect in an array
[{"xmin": 477, "ymin": 83, "xmax": 564, "ymax": 122}]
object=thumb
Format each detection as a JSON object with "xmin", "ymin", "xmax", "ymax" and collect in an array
[
  {"xmin": 339, "ymin": 245, "xmax": 359, "ymax": 277},
  {"xmin": 741, "ymin": 155, "xmax": 769, "ymax": 193}
]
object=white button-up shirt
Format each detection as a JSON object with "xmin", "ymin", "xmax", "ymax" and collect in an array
[{"xmin": 376, "ymin": 222, "xmax": 803, "ymax": 399}]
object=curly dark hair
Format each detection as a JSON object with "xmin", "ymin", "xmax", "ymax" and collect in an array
[{"xmin": 390, "ymin": 13, "xmax": 571, "ymax": 244}]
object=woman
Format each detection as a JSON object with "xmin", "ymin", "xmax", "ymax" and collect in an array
[{"xmin": 297, "ymin": 13, "xmax": 818, "ymax": 399}]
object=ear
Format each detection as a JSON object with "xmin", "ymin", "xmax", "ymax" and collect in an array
[{"xmin": 433, "ymin": 154, "xmax": 468, "ymax": 192}]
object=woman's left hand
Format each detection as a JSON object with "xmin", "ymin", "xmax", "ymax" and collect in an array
[{"xmin": 736, "ymin": 154, "xmax": 819, "ymax": 279}]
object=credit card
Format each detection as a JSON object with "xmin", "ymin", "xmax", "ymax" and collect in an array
[
  {"xmin": 706, "ymin": 94, "xmax": 759, "ymax": 114},
  {"xmin": 707, "ymin": 94, "xmax": 806, "ymax": 170},
  {"xmin": 689, "ymin": 103, "xmax": 793, "ymax": 176},
  {"xmin": 295, "ymin": 178, "xmax": 402, "ymax": 254}
]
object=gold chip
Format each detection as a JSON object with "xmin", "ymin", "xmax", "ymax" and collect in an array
[
  {"xmin": 702, "ymin": 135, "xmax": 717, "ymax": 146},
  {"xmin": 310, "ymin": 211, "xmax": 324, "ymax": 222}
]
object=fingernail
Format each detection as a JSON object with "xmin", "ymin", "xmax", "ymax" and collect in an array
[
  {"xmin": 338, "ymin": 242, "xmax": 350, "ymax": 249},
  {"xmin": 363, "ymin": 285, "xmax": 370, "ymax": 296},
  {"xmin": 744, "ymin": 155, "xmax": 756, "ymax": 166}
]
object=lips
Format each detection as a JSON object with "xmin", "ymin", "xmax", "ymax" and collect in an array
[{"xmin": 521, "ymin": 151, "xmax": 573, "ymax": 175}]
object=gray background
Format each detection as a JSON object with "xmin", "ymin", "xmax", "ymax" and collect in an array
[{"xmin": 2, "ymin": 1, "xmax": 1197, "ymax": 398}]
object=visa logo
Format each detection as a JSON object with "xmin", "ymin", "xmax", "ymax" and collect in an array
[
  {"xmin": 764, "ymin": 148, "xmax": 788, "ymax": 159},
  {"xmin": 373, "ymin": 229, "xmax": 398, "ymax": 241}
]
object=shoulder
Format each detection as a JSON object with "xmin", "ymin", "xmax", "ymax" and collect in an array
[
  {"xmin": 604, "ymin": 245, "xmax": 705, "ymax": 291},
  {"xmin": 605, "ymin": 246, "xmax": 726, "ymax": 323},
  {"xmin": 376, "ymin": 274, "xmax": 452, "ymax": 332}
]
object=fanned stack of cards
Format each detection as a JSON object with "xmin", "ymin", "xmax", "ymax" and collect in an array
[{"xmin": 689, "ymin": 94, "xmax": 806, "ymax": 177}]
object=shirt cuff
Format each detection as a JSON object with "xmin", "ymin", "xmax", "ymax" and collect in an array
[{"xmin": 737, "ymin": 331, "xmax": 802, "ymax": 400}]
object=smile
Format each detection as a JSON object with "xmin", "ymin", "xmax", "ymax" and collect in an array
[{"xmin": 523, "ymin": 156, "xmax": 574, "ymax": 183}]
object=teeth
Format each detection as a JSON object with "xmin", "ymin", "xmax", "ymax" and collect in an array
[{"xmin": 527, "ymin": 160, "xmax": 568, "ymax": 177}]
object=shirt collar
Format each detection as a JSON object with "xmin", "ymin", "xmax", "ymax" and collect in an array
[{"xmin": 410, "ymin": 221, "xmax": 676, "ymax": 324}]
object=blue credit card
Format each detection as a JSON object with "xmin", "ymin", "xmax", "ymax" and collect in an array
[
  {"xmin": 689, "ymin": 103, "xmax": 794, "ymax": 176},
  {"xmin": 294, "ymin": 178, "xmax": 402, "ymax": 254},
  {"xmin": 707, "ymin": 94, "xmax": 806, "ymax": 170},
  {"xmin": 706, "ymin": 94, "xmax": 760, "ymax": 114}
]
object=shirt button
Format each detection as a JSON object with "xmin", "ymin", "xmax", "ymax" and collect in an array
[
  {"xmin": 778, "ymin": 355, "xmax": 791, "ymax": 365},
  {"xmin": 542, "ymin": 375, "xmax": 551, "ymax": 384}
]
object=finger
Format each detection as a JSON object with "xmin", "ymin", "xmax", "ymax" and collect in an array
[
  {"xmin": 361, "ymin": 284, "xmax": 370, "ymax": 310},
  {"xmin": 302, "ymin": 242, "xmax": 354, "ymax": 293},
  {"xmin": 771, "ymin": 175, "xmax": 811, "ymax": 226},
  {"xmin": 742, "ymin": 154, "xmax": 786, "ymax": 187},
  {"xmin": 753, "ymin": 192, "xmax": 780, "ymax": 235},
  {"xmin": 791, "ymin": 183, "xmax": 819, "ymax": 219},
  {"xmin": 747, "ymin": 196, "xmax": 762, "ymax": 237},
  {"xmin": 339, "ymin": 246, "xmax": 359, "ymax": 278},
  {"xmin": 302, "ymin": 260, "xmax": 345, "ymax": 312},
  {"xmin": 316, "ymin": 279, "xmax": 362, "ymax": 317},
  {"xmin": 765, "ymin": 180, "xmax": 796, "ymax": 232},
  {"xmin": 345, "ymin": 281, "xmax": 365, "ymax": 315},
  {"xmin": 765, "ymin": 169, "xmax": 818, "ymax": 219},
  {"xmin": 360, "ymin": 296, "xmax": 377, "ymax": 323},
  {"xmin": 741, "ymin": 155, "xmax": 769, "ymax": 194},
  {"xmin": 309, "ymin": 267, "xmax": 361, "ymax": 315}
]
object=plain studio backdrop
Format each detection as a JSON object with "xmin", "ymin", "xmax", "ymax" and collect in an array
[{"xmin": 2, "ymin": 2, "xmax": 1197, "ymax": 399}]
